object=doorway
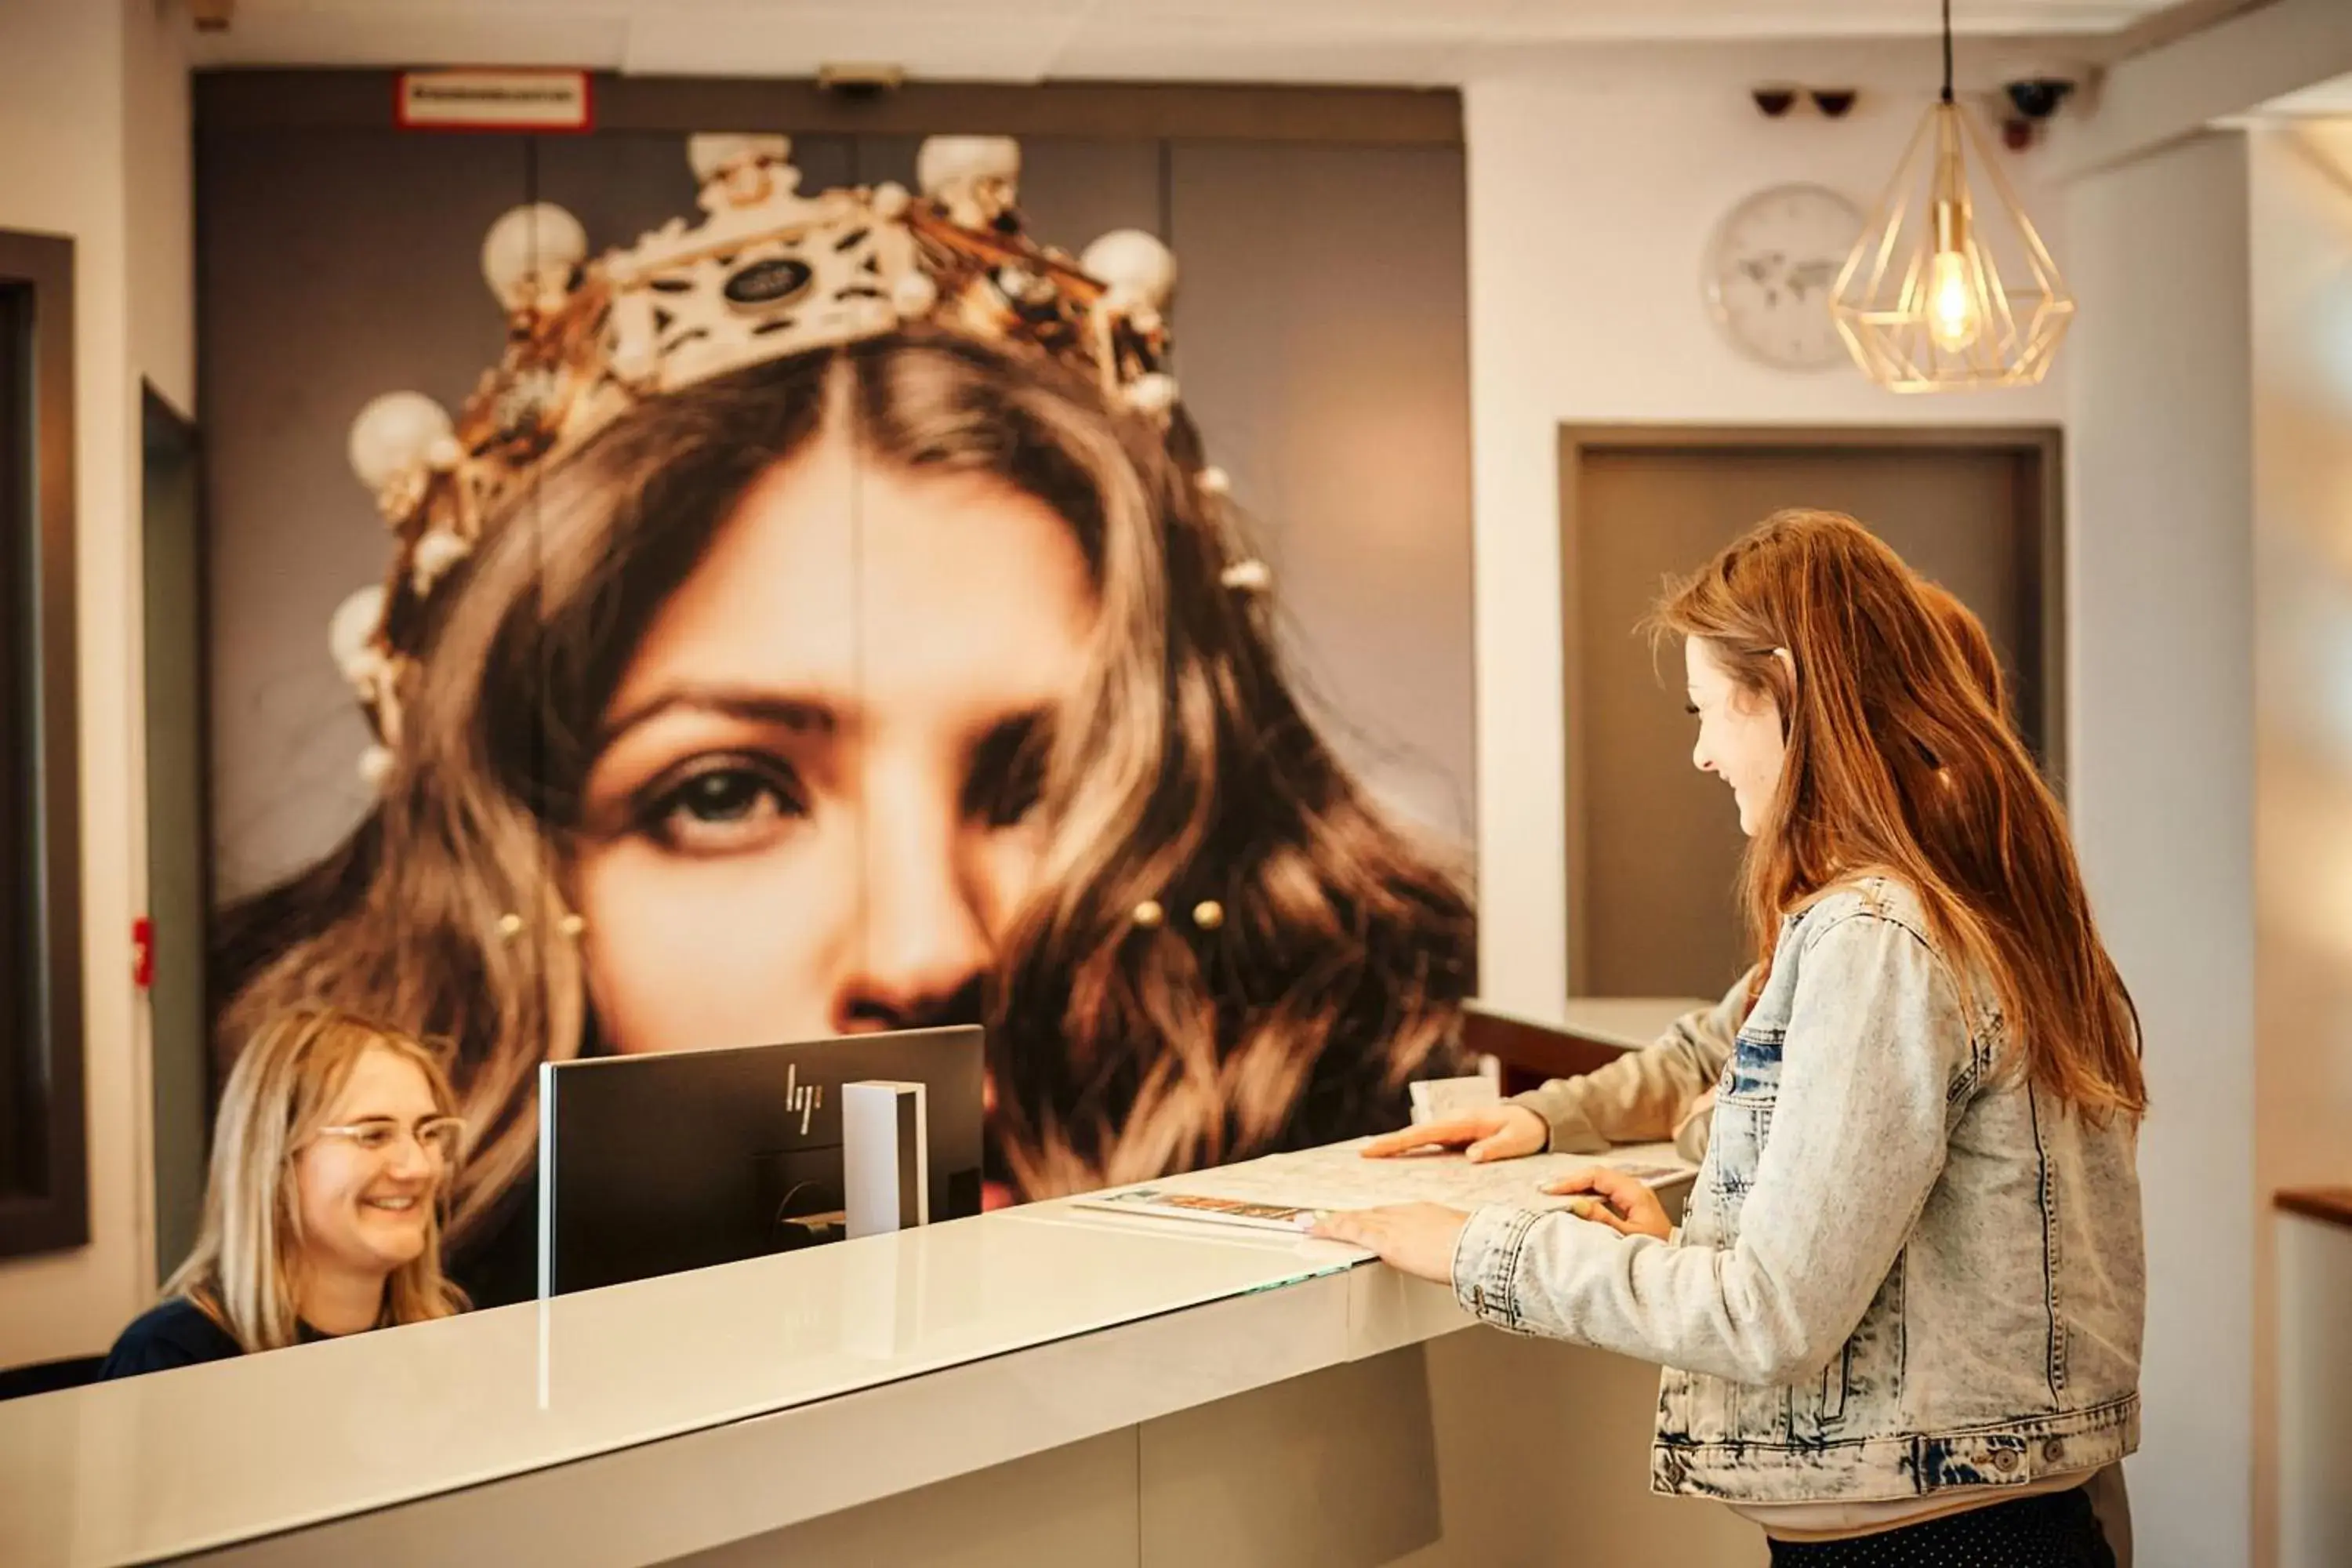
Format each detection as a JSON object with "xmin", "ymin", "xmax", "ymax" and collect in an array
[
  {"xmin": 143, "ymin": 386, "xmax": 209, "ymax": 1279},
  {"xmin": 1560, "ymin": 426, "xmax": 2063, "ymax": 1000}
]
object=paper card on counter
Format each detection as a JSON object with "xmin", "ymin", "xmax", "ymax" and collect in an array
[
  {"xmin": 1073, "ymin": 1189, "xmax": 1328, "ymax": 1233},
  {"xmin": 1068, "ymin": 1138, "xmax": 1696, "ymax": 1233},
  {"xmin": 1406, "ymin": 1069, "xmax": 1501, "ymax": 1123}
]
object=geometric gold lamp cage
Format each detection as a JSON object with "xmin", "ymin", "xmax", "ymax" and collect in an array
[{"xmin": 1831, "ymin": 0, "xmax": 2075, "ymax": 392}]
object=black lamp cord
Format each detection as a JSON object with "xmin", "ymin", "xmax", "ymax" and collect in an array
[{"xmin": 1941, "ymin": 0, "xmax": 1955, "ymax": 103}]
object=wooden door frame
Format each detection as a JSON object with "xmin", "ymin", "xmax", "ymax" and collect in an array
[
  {"xmin": 141, "ymin": 382, "xmax": 216, "ymax": 1279},
  {"xmin": 1557, "ymin": 423, "xmax": 2067, "ymax": 996},
  {"xmin": 0, "ymin": 227, "xmax": 87, "ymax": 1258},
  {"xmin": 140, "ymin": 382, "xmax": 214, "ymax": 1026}
]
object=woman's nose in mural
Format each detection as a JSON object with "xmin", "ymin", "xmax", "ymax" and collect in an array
[{"xmin": 834, "ymin": 770, "xmax": 993, "ymax": 1033}]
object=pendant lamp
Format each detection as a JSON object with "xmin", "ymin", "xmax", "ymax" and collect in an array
[{"xmin": 1831, "ymin": 0, "xmax": 2075, "ymax": 392}]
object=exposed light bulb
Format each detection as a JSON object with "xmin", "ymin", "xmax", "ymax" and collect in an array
[{"xmin": 1928, "ymin": 247, "xmax": 1982, "ymax": 353}]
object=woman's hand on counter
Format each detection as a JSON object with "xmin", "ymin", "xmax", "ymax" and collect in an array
[
  {"xmin": 1358, "ymin": 1105, "xmax": 1548, "ymax": 1163},
  {"xmin": 1309, "ymin": 1203, "xmax": 1471, "ymax": 1283},
  {"xmin": 1542, "ymin": 1167, "xmax": 1671, "ymax": 1240}
]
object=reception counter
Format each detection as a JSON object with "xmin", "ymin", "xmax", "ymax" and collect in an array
[
  {"xmin": 3, "ymin": 1203, "xmax": 1427, "ymax": 1565},
  {"xmin": 2, "ymin": 1003, "xmax": 1759, "ymax": 1568}
]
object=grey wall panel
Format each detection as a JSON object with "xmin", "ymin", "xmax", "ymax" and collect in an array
[
  {"xmin": 1169, "ymin": 141, "xmax": 1475, "ymax": 854},
  {"xmin": 199, "ymin": 130, "xmax": 528, "ymax": 901}
]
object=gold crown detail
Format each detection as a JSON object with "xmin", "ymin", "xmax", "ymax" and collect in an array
[{"xmin": 330, "ymin": 133, "xmax": 1245, "ymax": 785}]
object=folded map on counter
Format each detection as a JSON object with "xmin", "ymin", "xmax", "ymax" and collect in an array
[{"xmin": 1069, "ymin": 1138, "xmax": 1696, "ymax": 1234}]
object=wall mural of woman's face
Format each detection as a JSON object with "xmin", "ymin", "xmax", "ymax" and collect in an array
[{"xmin": 572, "ymin": 427, "xmax": 1098, "ymax": 1054}]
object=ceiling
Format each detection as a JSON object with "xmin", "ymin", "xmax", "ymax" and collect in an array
[
  {"xmin": 191, "ymin": 0, "xmax": 2184, "ymax": 86},
  {"xmin": 2261, "ymin": 72, "xmax": 2352, "ymax": 117}
]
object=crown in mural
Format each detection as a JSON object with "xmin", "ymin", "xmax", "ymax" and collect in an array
[{"xmin": 329, "ymin": 132, "xmax": 1249, "ymax": 785}]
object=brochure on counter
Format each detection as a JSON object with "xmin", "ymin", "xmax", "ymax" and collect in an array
[{"xmin": 1069, "ymin": 1138, "xmax": 1697, "ymax": 1235}]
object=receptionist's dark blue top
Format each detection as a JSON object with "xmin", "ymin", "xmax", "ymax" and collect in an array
[{"xmin": 100, "ymin": 1298, "xmax": 331, "ymax": 1380}]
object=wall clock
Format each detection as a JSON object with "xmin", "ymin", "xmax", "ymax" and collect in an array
[{"xmin": 1703, "ymin": 183, "xmax": 1865, "ymax": 372}]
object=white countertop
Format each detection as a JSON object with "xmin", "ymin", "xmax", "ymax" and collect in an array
[
  {"xmin": 0, "ymin": 1203, "xmax": 1369, "ymax": 1567},
  {"xmin": 0, "ymin": 1134, "xmax": 1697, "ymax": 1567}
]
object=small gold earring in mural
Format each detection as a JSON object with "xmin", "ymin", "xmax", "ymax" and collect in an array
[
  {"xmin": 559, "ymin": 913, "xmax": 586, "ymax": 939},
  {"xmin": 495, "ymin": 913, "xmax": 524, "ymax": 942},
  {"xmin": 1191, "ymin": 900, "xmax": 1225, "ymax": 931},
  {"xmin": 1131, "ymin": 899, "xmax": 1165, "ymax": 929}
]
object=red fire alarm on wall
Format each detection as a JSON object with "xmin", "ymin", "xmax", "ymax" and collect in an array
[{"xmin": 132, "ymin": 917, "xmax": 154, "ymax": 989}]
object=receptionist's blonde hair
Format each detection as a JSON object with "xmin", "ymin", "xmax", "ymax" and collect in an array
[{"xmin": 165, "ymin": 1008, "xmax": 469, "ymax": 1352}]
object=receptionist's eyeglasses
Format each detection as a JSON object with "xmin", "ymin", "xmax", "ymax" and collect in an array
[{"xmin": 311, "ymin": 1116, "xmax": 467, "ymax": 1164}]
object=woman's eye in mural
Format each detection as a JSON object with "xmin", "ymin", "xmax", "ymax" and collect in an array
[
  {"xmin": 963, "ymin": 713, "xmax": 1051, "ymax": 830},
  {"xmin": 635, "ymin": 753, "xmax": 811, "ymax": 855}
]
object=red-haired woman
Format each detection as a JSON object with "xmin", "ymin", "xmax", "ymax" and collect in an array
[{"xmin": 1324, "ymin": 511, "xmax": 2142, "ymax": 1567}]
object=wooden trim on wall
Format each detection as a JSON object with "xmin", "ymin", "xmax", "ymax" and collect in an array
[
  {"xmin": 1556, "ymin": 436, "xmax": 1594, "ymax": 1000},
  {"xmin": 2033, "ymin": 428, "xmax": 2069, "ymax": 794},
  {"xmin": 141, "ymin": 383, "xmax": 219, "ymax": 1091},
  {"xmin": 2274, "ymin": 1186, "xmax": 2352, "ymax": 1231},
  {"xmin": 0, "ymin": 227, "xmax": 88, "ymax": 1259},
  {"xmin": 1461, "ymin": 1007, "xmax": 1628, "ymax": 1098},
  {"xmin": 1555, "ymin": 423, "xmax": 2068, "ymax": 996},
  {"xmin": 193, "ymin": 71, "xmax": 1465, "ymax": 146}
]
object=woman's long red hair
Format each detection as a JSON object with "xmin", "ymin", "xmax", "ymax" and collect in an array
[{"xmin": 1657, "ymin": 510, "xmax": 2144, "ymax": 1120}]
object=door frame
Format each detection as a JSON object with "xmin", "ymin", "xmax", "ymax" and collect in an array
[
  {"xmin": 0, "ymin": 227, "xmax": 87, "ymax": 1258},
  {"xmin": 1556, "ymin": 423, "xmax": 2067, "ymax": 996},
  {"xmin": 141, "ymin": 381, "xmax": 214, "ymax": 1279},
  {"xmin": 140, "ymin": 380, "xmax": 213, "ymax": 985}
]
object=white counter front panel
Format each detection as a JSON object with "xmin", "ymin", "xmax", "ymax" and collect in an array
[{"xmin": 0, "ymin": 1206, "xmax": 1359, "ymax": 1567}]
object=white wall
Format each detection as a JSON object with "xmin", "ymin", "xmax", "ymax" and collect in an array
[
  {"xmin": 0, "ymin": 0, "xmax": 189, "ymax": 1366},
  {"xmin": 2066, "ymin": 132, "xmax": 2258, "ymax": 1568},
  {"xmin": 127, "ymin": 0, "xmax": 194, "ymax": 419},
  {"xmin": 2247, "ymin": 118, "xmax": 2352, "ymax": 1568},
  {"xmin": 1462, "ymin": 53, "xmax": 2070, "ymax": 1011}
]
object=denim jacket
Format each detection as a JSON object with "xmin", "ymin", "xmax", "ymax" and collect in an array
[{"xmin": 1451, "ymin": 878, "xmax": 2145, "ymax": 1504}]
